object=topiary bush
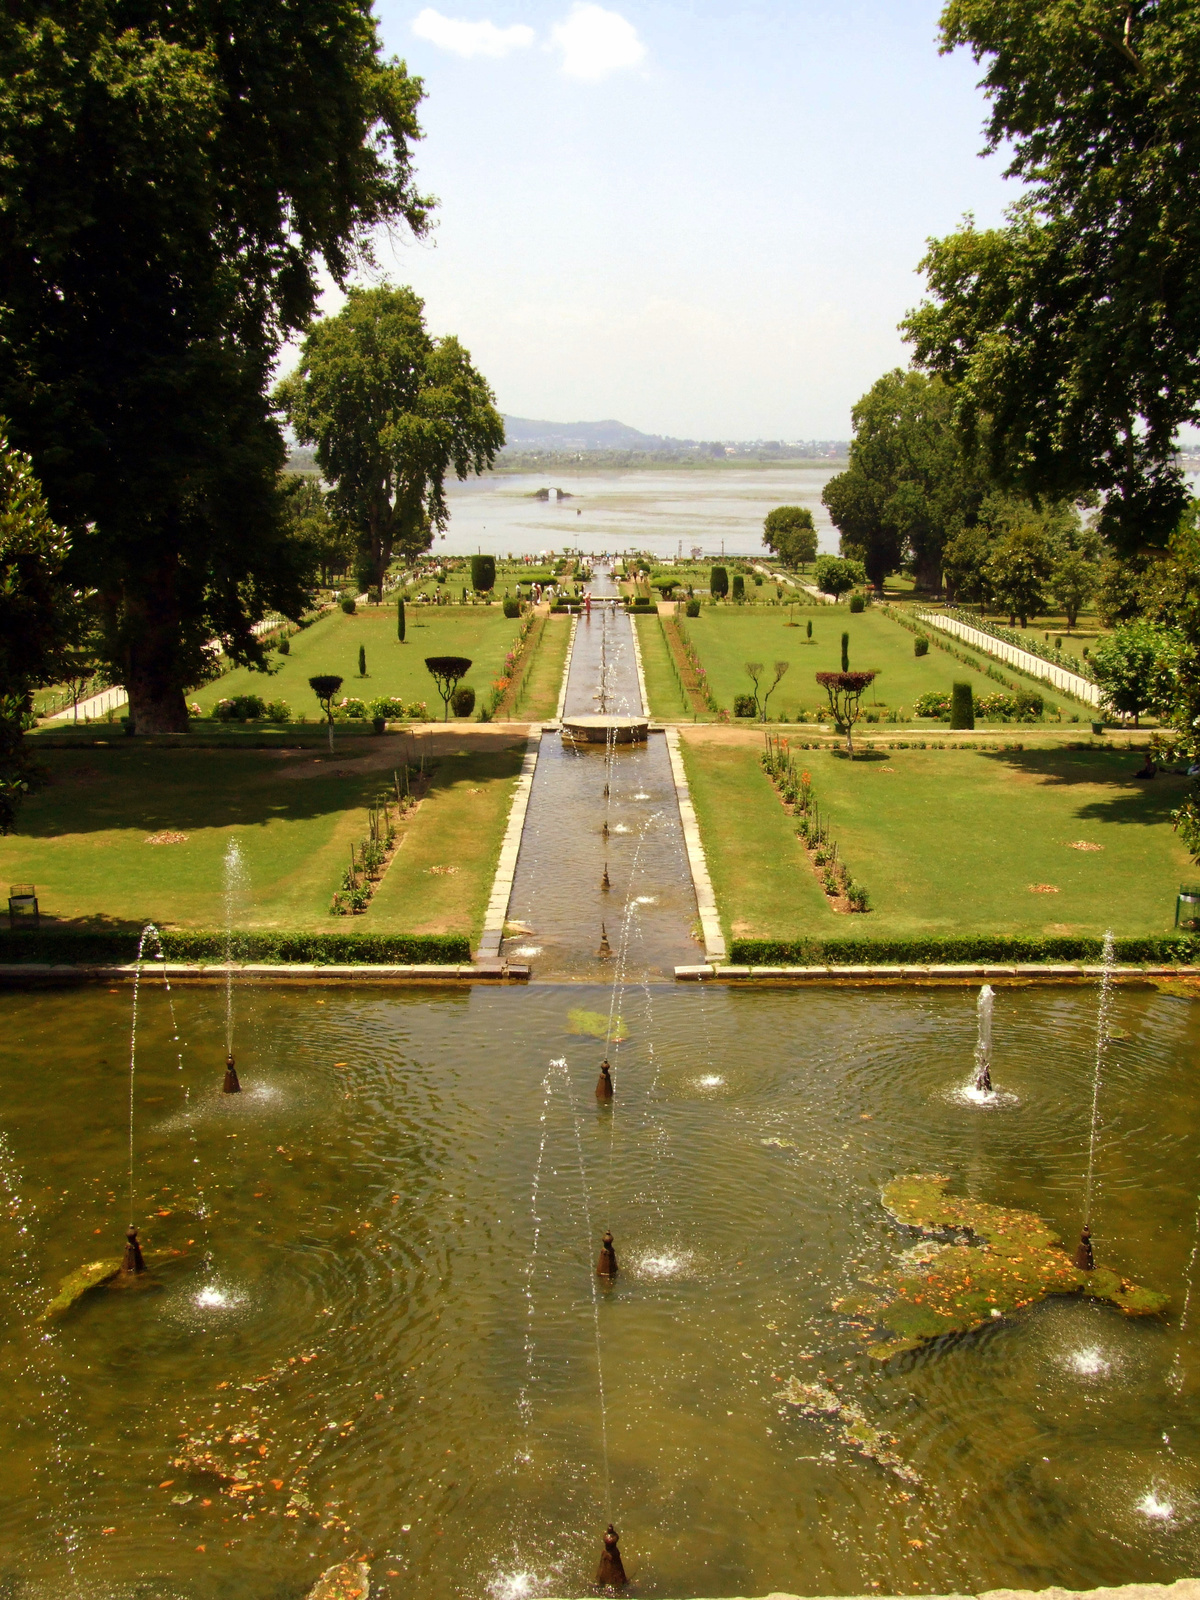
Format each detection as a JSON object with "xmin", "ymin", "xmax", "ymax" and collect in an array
[
  {"xmin": 341, "ymin": 596, "xmax": 356, "ymax": 614},
  {"xmin": 914, "ymin": 635, "xmax": 929, "ymax": 656},
  {"xmin": 452, "ymin": 685, "xmax": 476, "ymax": 717},
  {"xmin": 1015, "ymin": 688, "xmax": 1045, "ymax": 720},
  {"xmin": 685, "ymin": 598, "xmax": 701, "ymax": 617},
  {"xmin": 733, "ymin": 694, "xmax": 757, "ymax": 717},
  {"xmin": 732, "ymin": 574, "xmax": 745, "ymax": 601},
  {"xmin": 277, "ymin": 638, "xmax": 290, "ymax": 655},
  {"xmin": 710, "ymin": 565, "xmax": 728, "ymax": 598},
  {"xmin": 849, "ymin": 593, "xmax": 865, "ymax": 613},
  {"xmin": 503, "ymin": 597, "xmax": 521, "ymax": 618},
  {"xmin": 470, "ymin": 553, "xmax": 496, "ymax": 592},
  {"xmin": 949, "ymin": 681, "xmax": 974, "ymax": 729}
]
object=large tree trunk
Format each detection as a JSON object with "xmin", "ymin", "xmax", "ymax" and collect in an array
[
  {"xmin": 120, "ymin": 560, "xmax": 190, "ymax": 733},
  {"xmin": 913, "ymin": 553, "xmax": 942, "ymax": 595}
]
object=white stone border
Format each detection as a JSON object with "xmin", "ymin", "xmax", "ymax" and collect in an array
[
  {"xmin": 665, "ymin": 727, "xmax": 727, "ymax": 963},
  {"xmin": 917, "ymin": 611, "xmax": 1100, "ymax": 705},
  {"xmin": 629, "ymin": 611, "xmax": 650, "ymax": 716},
  {"xmin": 476, "ymin": 729, "xmax": 542, "ymax": 960},
  {"xmin": 554, "ymin": 614, "xmax": 579, "ymax": 723}
]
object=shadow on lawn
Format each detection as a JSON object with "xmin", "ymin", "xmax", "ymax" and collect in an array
[
  {"xmin": 17, "ymin": 745, "xmax": 521, "ymax": 840},
  {"xmin": 978, "ymin": 746, "xmax": 1190, "ymax": 827}
]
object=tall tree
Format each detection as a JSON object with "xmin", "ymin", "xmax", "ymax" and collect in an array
[
  {"xmin": 903, "ymin": 0, "xmax": 1200, "ymax": 554},
  {"xmin": 276, "ymin": 287, "xmax": 504, "ymax": 591},
  {"xmin": 0, "ymin": 433, "xmax": 79, "ymax": 830},
  {"xmin": 822, "ymin": 369, "xmax": 982, "ymax": 592},
  {"xmin": 0, "ymin": 1, "xmax": 431, "ymax": 731},
  {"xmin": 762, "ymin": 506, "xmax": 818, "ymax": 568}
]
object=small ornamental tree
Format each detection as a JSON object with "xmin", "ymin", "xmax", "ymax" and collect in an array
[
  {"xmin": 309, "ymin": 674, "xmax": 344, "ymax": 752},
  {"xmin": 816, "ymin": 670, "xmax": 876, "ymax": 757},
  {"xmin": 358, "ymin": 644, "xmax": 367, "ymax": 677},
  {"xmin": 763, "ymin": 505, "xmax": 818, "ymax": 567},
  {"xmin": 1091, "ymin": 621, "xmax": 1176, "ymax": 727},
  {"xmin": 950, "ymin": 681, "xmax": 975, "ymax": 729},
  {"xmin": 425, "ymin": 655, "xmax": 472, "ymax": 720},
  {"xmin": 397, "ymin": 596, "xmax": 406, "ymax": 642},
  {"xmin": 814, "ymin": 554, "xmax": 864, "ymax": 602},
  {"xmin": 710, "ymin": 565, "xmax": 729, "ymax": 598},
  {"xmin": 471, "ymin": 554, "xmax": 495, "ymax": 593},
  {"xmin": 732, "ymin": 573, "xmax": 745, "ymax": 601},
  {"xmin": 841, "ymin": 631, "xmax": 850, "ymax": 672}
]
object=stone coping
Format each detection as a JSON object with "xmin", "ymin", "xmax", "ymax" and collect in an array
[
  {"xmin": 0, "ymin": 962, "xmax": 530, "ymax": 984},
  {"xmin": 544, "ymin": 1587, "xmax": 1200, "ymax": 1600},
  {"xmin": 676, "ymin": 963, "xmax": 1198, "ymax": 983}
]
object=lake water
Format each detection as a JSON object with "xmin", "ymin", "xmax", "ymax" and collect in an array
[
  {"xmin": 2, "ymin": 979, "xmax": 1199, "ymax": 1598},
  {"xmin": 440, "ymin": 467, "xmax": 842, "ymax": 562}
]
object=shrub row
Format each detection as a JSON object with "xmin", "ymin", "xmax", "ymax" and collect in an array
[
  {"xmin": 0, "ymin": 929, "xmax": 471, "ymax": 966},
  {"xmin": 728, "ymin": 934, "xmax": 1200, "ymax": 966}
]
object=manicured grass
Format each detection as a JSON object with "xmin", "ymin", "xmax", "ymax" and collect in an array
[
  {"xmin": 368, "ymin": 743, "xmax": 525, "ymax": 938},
  {"xmin": 0, "ymin": 735, "xmax": 525, "ymax": 942},
  {"xmin": 675, "ymin": 606, "xmax": 1071, "ymax": 721},
  {"xmin": 634, "ymin": 613, "xmax": 692, "ymax": 718},
  {"xmin": 500, "ymin": 614, "xmax": 572, "ymax": 720},
  {"xmin": 681, "ymin": 731, "xmax": 1193, "ymax": 942},
  {"xmin": 192, "ymin": 604, "xmax": 526, "ymax": 721}
]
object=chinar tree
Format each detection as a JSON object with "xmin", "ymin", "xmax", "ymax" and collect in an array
[
  {"xmin": 276, "ymin": 286, "xmax": 505, "ymax": 593},
  {"xmin": 0, "ymin": 0, "xmax": 432, "ymax": 731},
  {"xmin": 903, "ymin": 0, "xmax": 1200, "ymax": 557}
]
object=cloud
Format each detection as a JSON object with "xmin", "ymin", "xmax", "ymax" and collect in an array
[
  {"xmin": 549, "ymin": 4, "xmax": 646, "ymax": 79},
  {"xmin": 411, "ymin": 8, "xmax": 535, "ymax": 58}
]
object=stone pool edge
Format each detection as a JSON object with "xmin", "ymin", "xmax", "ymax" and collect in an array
[
  {"xmin": 0, "ymin": 961, "xmax": 531, "ymax": 985},
  {"xmin": 675, "ymin": 962, "xmax": 1200, "ymax": 984},
  {"xmin": 542, "ymin": 1584, "xmax": 1200, "ymax": 1600}
]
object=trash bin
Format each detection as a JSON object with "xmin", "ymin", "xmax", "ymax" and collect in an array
[
  {"xmin": 1091, "ymin": 721, "xmax": 1105, "ymax": 735},
  {"xmin": 7, "ymin": 885, "xmax": 39, "ymax": 930},
  {"xmin": 1176, "ymin": 883, "xmax": 1200, "ymax": 932}
]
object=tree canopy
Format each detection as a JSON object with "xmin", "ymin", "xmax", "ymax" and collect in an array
[
  {"xmin": 0, "ymin": 0, "xmax": 431, "ymax": 730},
  {"xmin": 822, "ymin": 370, "xmax": 983, "ymax": 592},
  {"xmin": 903, "ymin": 0, "xmax": 1200, "ymax": 553},
  {"xmin": 276, "ymin": 286, "xmax": 505, "ymax": 591},
  {"xmin": 763, "ymin": 506, "xmax": 818, "ymax": 567}
]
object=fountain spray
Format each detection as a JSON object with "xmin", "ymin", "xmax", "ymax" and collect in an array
[
  {"xmin": 1079, "ymin": 929, "xmax": 1115, "ymax": 1267},
  {"xmin": 222, "ymin": 838, "xmax": 247, "ymax": 1092},
  {"xmin": 973, "ymin": 984, "xmax": 994, "ymax": 1093}
]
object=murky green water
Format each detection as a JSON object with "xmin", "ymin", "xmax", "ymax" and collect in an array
[{"xmin": 1, "ymin": 980, "xmax": 1199, "ymax": 1598}]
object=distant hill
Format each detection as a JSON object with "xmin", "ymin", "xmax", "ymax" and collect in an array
[{"xmin": 500, "ymin": 416, "xmax": 847, "ymax": 461}]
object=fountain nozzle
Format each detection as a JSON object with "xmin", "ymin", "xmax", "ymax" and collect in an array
[
  {"xmin": 120, "ymin": 1225, "xmax": 146, "ymax": 1276},
  {"xmin": 601, "ymin": 820, "xmax": 610, "ymax": 840},
  {"xmin": 1075, "ymin": 1224, "xmax": 1094, "ymax": 1272},
  {"xmin": 595, "ymin": 1524, "xmax": 627, "ymax": 1588},
  {"xmin": 223, "ymin": 1054, "xmax": 241, "ymax": 1094},
  {"xmin": 597, "ymin": 923, "xmax": 612, "ymax": 959},
  {"xmin": 602, "ymin": 862, "xmax": 611, "ymax": 891},
  {"xmin": 596, "ymin": 1059, "xmax": 614, "ymax": 1100},
  {"xmin": 597, "ymin": 1230, "xmax": 618, "ymax": 1277}
]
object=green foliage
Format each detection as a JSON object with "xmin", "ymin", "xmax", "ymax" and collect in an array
[
  {"xmin": 471, "ymin": 554, "xmax": 496, "ymax": 593},
  {"xmin": 1049, "ymin": 548, "xmax": 1098, "ymax": 629},
  {"xmin": 277, "ymin": 287, "xmax": 504, "ymax": 592},
  {"xmin": 341, "ymin": 597, "xmax": 356, "ymax": 615},
  {"xmin": 358, "ymin": 644, "xmax": 367, "ymax": 677},
  {"xmin": 733, "ymin": 694, "xmax": 757, "ymax": 717},
  {"xmin": 763, "ymin": 505, "xmax": 818, "ymax": 567},
  {"xmin": 308, "ymin": 674, "xmax": 344, "ymax": 721},
  {"xmin": 685, "ymin": 598, "xmax": 701, "ymax": 618},
  {"xmin": 950, "ymin": 681, "xmax": 974, "ymax": 729},
  {"xmin": 277, "ymin": 638, "xmax": 290, "ymax": 656},
  {"xmin": 840, "ymin": 631, "xmax": 850, "ymax": 672},
  {"xmin": 0, "ymin": 432, "xmax": 78, "ymax": 831},
  {"xmin": 986, "ymin": 524, "xmax": 1052, "ymax": 626},
  {"xmin": 729, "ymin": 934, "xmax": 1200, "ymax": 966},
  {"xmin": 397, "ymin": 595, "xmax": 406, "ymax": 642},
  {"xmin": 424, "ymin": 655, "xmax": 472, "ymax": 720},
  {"xmin": 1091, "ymin": 620, "xmax": 1177, "ymax": 726},
  {"xmin": 212, "ymin": 694, "xmax": 267, "ymax": 721},
  {"xmin": 368, "ymin": 696, "xmax": 406, "ymax": 721},
  {"xmin": 283, "ymin": 477, "xmax": 355, "ymax": 588},
  {"xmin": 502, "ymin": 597, "xmax": 521, "ymax": 618},
  {"xmin": 914, "ymin": 635, "xmax": 929, "ymax": 657},
  {"xmin": 0, "ymin": 929, "xmax": 471, "ymax": 966},
  {"xmin": 0, "ymin": 1, "xmax": 430, "ymax": 731},
  {"xmin": 451, "ymin": 684, "xmax": 476, "ymax": 717},
  {"xmin": 814, "ymin": 554, "xmax": 865, "ymax": 601},
  {"xmin": 264, "ymin": 699, "xmax": 291, "ymax": 724},
  {"xmin": 915, "ymin": 690, "xmax": 951, "ymax": 718},
  {"xmin": 732, "ymin": 574, "xmax": 745, "ymax": 601},
  {"xmin": 904, "ymin": 1, "xmax": 1200, "ymax": 552},
  {"xmin": 710, "ymin": 565, "xmax": 729, "ymax": 598},
  {"xmin": 848, "ymin": 594, "xmax": 865, "ymax": 613}
]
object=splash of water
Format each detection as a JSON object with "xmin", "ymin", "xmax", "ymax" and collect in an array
[
  {"xmin": 973, "ymin": 984, "xmax": 994, "ymax": 1092},
  {"xmin": 1067, "ymin": 1346, "xmax": 1111, "ymax": 1377},
  {"xmin": 1138, "ymin": 1490, "xmax": 1174, "ymax": 1521},
  {"xmin": 222, "ymin": 838, "xmax": 248, "ymax": 1057},
  {"xmin": 1083, "ymin": 929, "xmax": 1116, "ymax": 1226}
]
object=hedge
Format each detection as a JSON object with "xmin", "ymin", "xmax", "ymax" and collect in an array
[
  {"xmin": 728, "ymin": 934, "xmax": 1200, "ymax": 966},
  {"xmin": 0, "ymin": 929, "xmax": 472, "ymax": 966}
]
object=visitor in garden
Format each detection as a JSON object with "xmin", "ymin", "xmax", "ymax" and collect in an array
[{"xmin": 1133, "ymin": 752, "xmax": 1157, "ymax": 780}]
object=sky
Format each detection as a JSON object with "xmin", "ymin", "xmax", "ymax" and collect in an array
[{"xmin": 314, "ymin": 0, "xmax": 1017, "ymax": 441}]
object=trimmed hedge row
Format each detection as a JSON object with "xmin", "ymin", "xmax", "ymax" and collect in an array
[
  {"xmin": 729, "ymin": 934, "xmax": 1200, "ymax": 966},
  {"xmin": 0, "ymin": 929, "xmax": 472, "ymax": 966}
]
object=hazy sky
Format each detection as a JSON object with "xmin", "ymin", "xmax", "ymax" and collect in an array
[{"xmin": 323, "ymin": 0, "xmax": 1016, "ymax": 439}]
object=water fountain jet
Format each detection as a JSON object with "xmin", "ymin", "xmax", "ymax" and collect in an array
[
  {"xmin": 973, "ymin": 984, "xmax": 994, "ymax": 1092},
  {"xmin": 597, "ymin": 1230, "xmax": 618, "ymax": 1276},
  {"xmin": 595, "ymin": 1524, "xmax": 627, "ymax": 1588},
  {"xmin": 596, "ymin": 1060, "xmax": 614, "ymax": 1100}
]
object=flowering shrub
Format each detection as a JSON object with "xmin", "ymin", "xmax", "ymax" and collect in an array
[
  {"xmin": 212, "ymin": 694, "xmax": 266, "ymax": 721},
  {"xmin": 334, "ymin": 697, "xmax": 369, "ymax": 720},
  {"xmin": 369, "ymin": 696, "xmax": 406, "ymax": 721},
  {"xmin": 914, "ymin": 690, "xmax": 951, "ymax": 718},
  {"xmin": 977, "ymin": 692, "xmax": 1018, "ymax": 719},
  {"xmin": 265, "ymin": 700, "xmax": 291, "ymax": 723}
]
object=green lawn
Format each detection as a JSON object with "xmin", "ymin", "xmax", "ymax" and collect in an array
[
  {"xmin": 671, "ymin": 606, "xmax": 1072, "ymax": 722},
  {"xmin": 501, "ymin": 614, "xmax": 572, "ymax": 720},
  {"xmin": 0, "ymin": 736, "xmax": 525, "ymax": 941},
  {"xmin": 192, "ymin": 604, "xmax": 526, "ymax": 721},
  {"xmin": 681, "ymin": 732, "xmax": 1193, "ymax": 943},
  {"xmin": 634, "ymin": 613, "xmax": 693, "ymax": 718}
]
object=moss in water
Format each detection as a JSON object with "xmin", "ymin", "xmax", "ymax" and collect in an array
[
  {"xmin": 567, "ymin": 1008, "xmax": 628, "ymax": 1042},
  {"xmin": 835, "ymin": 1174, "xmax": 1168, "ymax": 1361},
  {"xmin": 43, "ymin": 1248, "xmax": 188, "ymax": 1319}
]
